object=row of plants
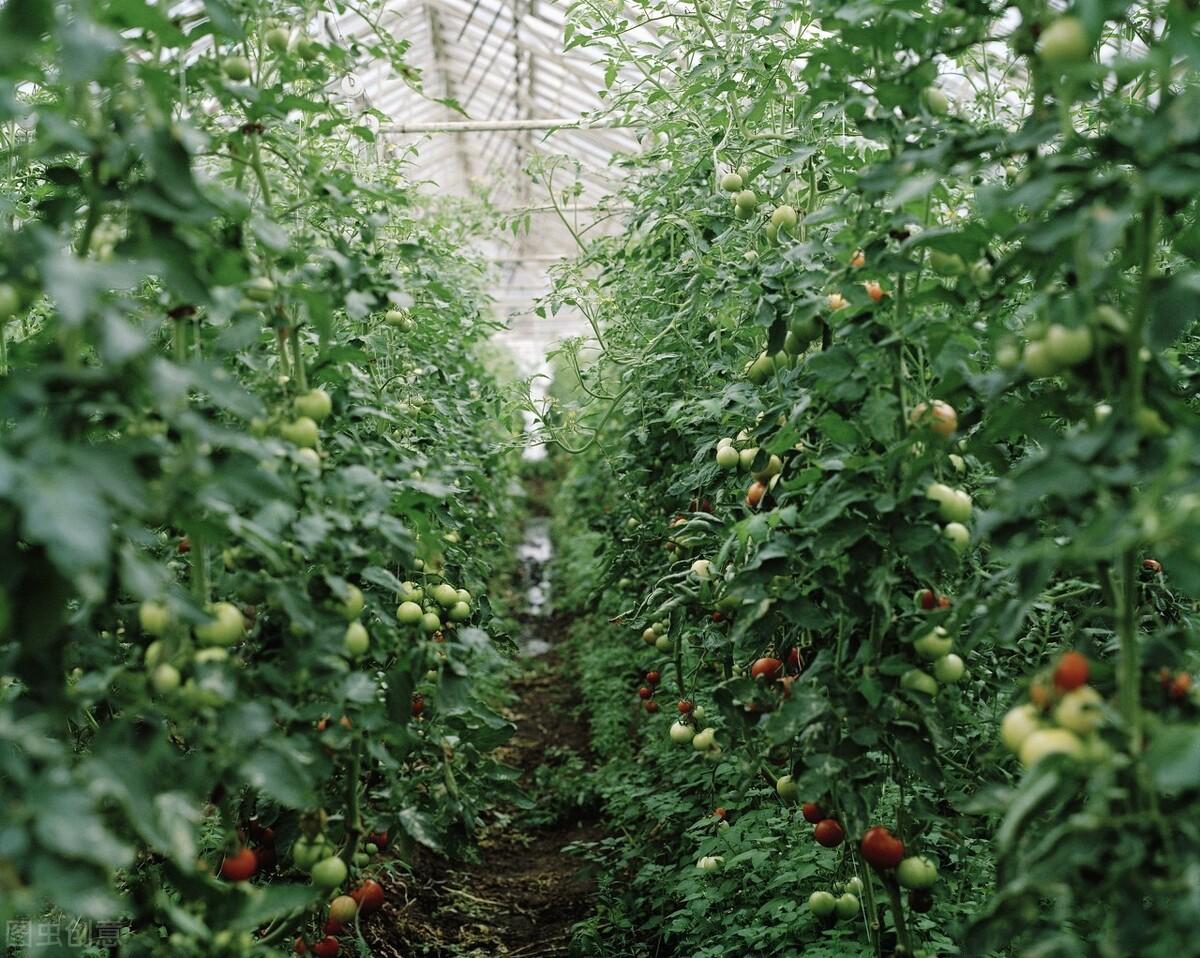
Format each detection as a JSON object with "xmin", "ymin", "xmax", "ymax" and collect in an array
[
  {"xmin": 0, "ymin": 2, "xmax": 524, "ymax": 955},
  {"xmin": 543, "ymin": 0, "xmax": 1200, "ymax": 955}
]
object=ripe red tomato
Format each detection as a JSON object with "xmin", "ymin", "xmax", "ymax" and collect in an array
[
  {"xmin": 864, "ymin": 280, "xmax": 885, "ymax": 302},
  {"xmin": 350, "ymin": 879, "xmax": 386, "ymax": 916},
  {"xmin": 637, "ymin": 686, "xmax": 653, "ymax": 700},
  {"xmin": 366, "ymin": 830, "xmax": 389, "ymax": 849},
  {"xmin": 787, "ymin": 648, "xmax": 804, "ymax": 673},
  {"xmin": 1171, "ymin": 673, "xmax": 1192, "ymax": 700},
  {"xmin": 253, "ymin": 843, "xmax": 276, "ymax": 870},
  {"xmin": 312, "ymin": 937, "xmax": 339, "ymax": 958},
  {"xmin": 750, "ymin": 657, "xmax": 783, "ymax": 681},
  {"xmin": 850, "ymin": 250, "xmax": 865, "ymax": 268},
  {"xmin": 294, "ymin": 938, "xmax": 308, "ymax": 955},
  {"xmin": 411, "ymin": 694, "xmax": 424, "ymax": 717},
  {"xmin": 646, "ymin": 671, "xmax": 661, "ymax": 685},
  {"xmin": 219, "ymin": 848, "xmax": 258, "ymax": 882},
  {"xmin": 802, "ymin": 802, "xmax": 825, "ymax": 824},
  {"xmin": 712, "ymin": 610, "xmax": 725, "ymax": 622},
  {"xmin": 1053, "ymin": 651, "xmax": 1089, "ymax": 692},
  {"xmin": 677, "ymin": 700, "xmax": 693, "ymax": 714},
  {"xmin": 643, "ymin": 700, "xmax": 659, "ymax": 714},
  {"xmin": 323, "ymin": 919, "xmax": 343, "ymax": 936},
  {"xmin": 177, "ymin": 536, "xmax": 191, "ymax": 554},
  {"xmin": 814, "ymin": 819, "xmax": 845, "ymax": 847},
  {"xmin": 712, "ymin": 806, "xmax": 727, "ymax": 820},
  {"xmin": 1143, "ymin": 558, "xmax": 1163, "ymax": 573},
  {"xmin": 860, "ymin": 826, "xmax": 905, "ymax": 869},
  {"xmin": 746, "ymin": 481, "xmax": 767, "ymax": 508},
  {"xmin": 908, "ymin": 888, "xmax": 933, "ymax": 913}
]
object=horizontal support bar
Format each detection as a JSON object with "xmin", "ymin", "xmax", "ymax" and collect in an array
[{"xmin": 382, "ymin": 116, "xmax": 631, "ymax": 134}]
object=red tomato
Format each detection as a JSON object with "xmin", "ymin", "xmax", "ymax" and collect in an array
[
  {"xmin": 1053, "ymin": 652, "xmax": 1089, "ymax": 692},
  {"xmin": 746, "ymin": 481, "xmax": 767, "ymax": 508},
  {"xmin": 814, "ymin": 819, "xmax": 845, "ymax": 847},
  {"xmin": 643, "ymin": 700, "xmax": 659, "ymax": 713},
  {"xmin": 713, "ymin": 807, "xmax": 727, "ymax": 820},
  {"xmin": 908, "ymin": 888, "xmax": 934, "ymax": 913},
  {"xmin": 350, "ymin": 879, "xmax": 386, "ymax": 916},
  {"xmin": 253, "ymin": 843, "xmax": 276, "ymax": 870},
  {"xmin": 750, "ymin": 657, "xmax": 784, "ymax": 681},
  {"xmin": 646, "ymin": 671, "xmax": 661, "ymax": 685},
  {"xmin": 677, "ymin": 700, "xmax": 693, "ymax": 714},
  {"xmin": 1143, "ymin": 558, "xmax": 1162, "ymax": 573},
  {"xmin": 177, "ymin": 536, "xmax": 191, "ymax": 554},
  {"xmin": 860, "ymin": 826, "xmax": 905, "ymax": 869},
  {"xmin": 802, "ymin": 802, "xmax": 825, "ymax": 824},
  {"xmin": 411, "ymin": 694, "xmax": 424, "ymax": 717},
  {"xmin": 218, "ymin": 848, "xmax": 258, "ymax": 882},
  {"xmin": 312, "ymin": 937, "xmax": 339, "ymax": 958},
  {"xmin": 294, "ymin": 939, "xmax": 308, "ymax": 955},
  {"xmin": 366, "ymin": 830, "xmax": 389, "ymax": 849},
  {"xmin": 712, "ymin": 611, "xmax": 725, "ymax": 622},
  {"xmin": 1171, "ymin": 673, "xmax": 1192, "ymax": 700},
  {"xmin": 637, "ymin": 686, "xmax": 653, "ymax": 700},
  {"xmin": 323, "ymin": 919, "xmax": 343, "ymax": 936},
  {"xmin": 865, "ymin": 280, "xmax": 885, "ymax": 302},
  {"xmin": 787, "ymin": 648, "xmax": 804, "ymax": 673}
]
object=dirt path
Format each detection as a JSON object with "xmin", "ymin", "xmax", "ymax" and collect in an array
[{"xmin": 367, "ymin": 523, "xmax": 601, "ymax": 957}]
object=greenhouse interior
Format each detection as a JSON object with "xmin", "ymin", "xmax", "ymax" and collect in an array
[{"xmin": 1, "ymin": 2, "xmax": 1199, "ymax": 957}]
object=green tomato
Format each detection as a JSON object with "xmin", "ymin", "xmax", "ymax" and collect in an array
[
  {"xmin": 1054, "ymin": 685, "xmax": 1104, "ymax": 734},
  {"xmin": 339, "ymin": 585, "xmax": 364, "ymax": 621},
  {"xmin": 897, "ymin": 855, "xmax": 939, "ymax": 890},
  {"xmin": 223, "ymin": 56, "xmax": 253, "ymax": 81},
  {"xmin": 834, "ymin": 892, "xmax": 860, "ymax": 920},
  {"xmin": 447, "ymin": 601, "xmax": 471, "ymax": 622},
  {"xmin": 776, "ymin": 774, "xmax": 798, "ymax": 802},
  {"xmin": 420, "ymin": 612, "xmax": 442, "ymax": 634},
  {"xmin": 716, "ymin": 445, "xmax": 740, "ymax": 469},
  {"xmin": 195, "ymin": 602, "xmax": 245, "ymax": 647},
  {"xmin": 1022, "ymin": 340, "xmax": 1059, "ymax": 379},
  {"xmin": 294, "ymin": 388, "xmax": 332, "ymax": 421},
  {"xmin": 150, "ymin": 663, "xmax": 181, "ymax": 694},
  {"xmin": 844, "ymin": 876, "xmax": 864, "ymax": 896},
  {"xmin": 397, "ymin": 600, "xmax": 423, "ymax": 624},
  {"xmin": 697, "ymin": 855, "xmax": 723, "ymax": 873},
  {"xmin": 933, "ymin": 653, "xmax": 965, "ymax": 684},
  {"xmin": 280, "ymin": 416, "xmax": 320, "ymax": 448},
  {"xmin": 913, "ymin": 627, "xmax": 953, "ymax": 661},
  {"xmin": 928, "ymin": 249, "xmax": 965, "ymax": 276},
  {"xmin": 654, "ymin": 634, "xmax": 672, "ymax": 652},
  {"xmin": 243, "ymin": 276, "xmax": 275, "ymax": 302},
  {"xmin": 900, "ymin": 668, "xmax": 939, "ymax": 696},
  {"xmin": 344, "ymin": 621, "xmax": 369, "ymax": 658},
  {"xmin": 753, "ymin": 455, "xmax": 782, "ymax": 482},
  {"xmin": 0, "ymin": 283, "xmax": 20, "ymax": 321},
  {"xmin": 669, "ymin": 721, "xmax": 693, "ymax": 745},
  {"xmin": 808, "ymin": 891, "xmax": 836, "ymax": 917},
  {"xmin": 310, "ymin": 855, "xmax": 348, "ymax": 889},
  {"xmin": 1001, "ymin": 704, "xmax": 1041, "ymax": 753},
  {"xmin": 1038, "ymin": 16, "xmax": 1090, "ymax": 66},
  {"xmin": 720, "ymin": 172, "xmax": 743, "ymax": 193},
  {"xmin": 943, "ymin": 522, "xmax": 970, "ymax": 555},
  {"xmin": 1019, "ymin": 728, "xmax": 1084, "ymax": 767},
  {"xmin": 432, "ymin": 582, "xmax": 459, "ymax": 608},
  {"xmin": 139, "ymin": 600, "xmax": 172, "ymax": 636},
  {"xmin": 265, "ymin": 27, "xmax": 291, "ymax": 53},
  {"xmin": 746, "ymin": 353, "xmax": 774, "ymax": 385},
  {"xmin": 921, "ymin": 87, "xmax": 950, "ymax": 115},
  {"xmin": 734, "ymin": 189, "xmax": 758, "ymax": 212},
  {"xmin": 692, "ymin": 728, "xmax": 716, "ymax": 751},
  {"xmin": 1043, "ymin": 324, "xmax": 1093, "ymax": 367},
  {"xmin": 770, "ymin": 205, "xmax": 798, "ymax": 230}
]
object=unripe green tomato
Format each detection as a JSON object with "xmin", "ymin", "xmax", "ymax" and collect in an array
[
  {"xmin": 420, "ymin": 612, "xmax": 442, "ymax": 634},
  {"xmin": 1134, "ymin": 407, "xmax": 1170, "ymax": 437},
  {"xmin": 716, "ymin": 445, "xmax": 740, "ymax": 469},
  {"xmin": 1043, "ymin": 324, "xmax": 1093, "ymax": 367},
  {"xmin": 339, "ymin": 585, "xmax": 364, "ymax": 621},
  {"xmin": 809, "ymin": 890, "xmax": 836, "ymax": 917},
  {"xmin": 1019, "ymin": 728, "xmax": 1084, "ymax": 767},
  {"xmin": 734, "ymin": 189, "xmax": 758, "ymax": 212},
  {"xmin": 692, "ymin": 728, "xmax": 716, "ymax": 751},
  {"xmin": 654, "ymin": 634, "xmax": 672, "ymax": 652},
  {"xmin": 195, "ymin": 602, "xmax": 245, "ymax": 647},
  {"xmin": 739, "ymin": 446, "xmax": 759, "ymax": 471},
  {"xmin": 294, "ymin": 388, "xmax": 332, "ymax": 421},
  {"xmin": 914, "ymin": 627, "xmax": 953, "ymax": 661},
  {"xmin": 921, "ymin": 87, "xmax": 949, "ymax": 115},
  {"xmin": 928, "ymin": 249, "xmax": 965, "ymax": 276},
  {"xmin": 309, "ymin": 855, "xmax": 348, "ymax": 889},
  {"xmin": 995, "ymin": 340, "xmax": 1021, "ymax": 370},
  {"xmin": 398, "ymin": 581, "xmax": 424, "ymax": 604},
  {"xmin": 720, "ymin": 172, "xmax": 743, "ymax": 193},
  {"xmin": 770, "ymin": 205, "xmax": 798, "ymax": 230},
  {"xmin": 0, "ymin": 283, "xmax": 20, "ymax": 321},
  {"xmin": 897, "ymin": 855, "xmax": 939, "ymax": 890},
  {"xmin": 669, "ymin": 721, "xmax": 693, "ymax": 745},
  {"xmin": 834, "ymin": 892, "xmax": 860, "ymax": 920},
  {"xmin": 194, "ymin": 647, "xmax": 229, "ymax": 665},
  {"xmin": 776, "ymin": 774, "xmax": 798, "ymax": 802},
  {"xmin": 1054, "ymin": 685, "xmax": 1104, "ymax": 734},
  {"xmin": 397, "ymin": 601, "xmax": 423, "ymax": 624},
  {"xmin": 344, "ymin": 621, "xmax": 369, "ymax": 658},
  {"xmin": 223, "ymin": 56, "xmax": 252, "ymax": 82},
  {"xmin": 900, "ymin": 668, "xmax": 939, "ymax": 696},
  {"xmin": 432, "ymin": 582, "xmax": 459, "ymax": 608},
  {"xmin": 139, "ymin": 600, "xmax": 172, "ymax": 636},
  {"xmin": 150, "ymin": 663, "xmax": 181, "ymax": 694},
  {"xmin": 1001, "ymin": 704, "xmax": 1041, "ymax": 753},
  {"xmin": 933, "ymin": 652, "xmax": 964, "ymax": 684},
  {"xmin": 365, "ymin": 842, "xmax": 379, "ymax": 855},
  {"xmin": 265, "ymin": 26, "xmax": 291, "ymax": 53},
  {"xmin": 1038, "ymin": 16, "xmax": 1090, "ymax": 66},
  {"xmin": 943, "ymin": 522, "xmax": 969, "ymax": 555},
  {"xmin": 280, "ymin": 416, "xmax": 320, "ymax": 448},
  {"xmin": 844, "ymin": 876, "xmax": 864, "ymax": 895},
  {"xmin": 448, "ymin": 601, "xmax": 471, "ymax": 622},
  {"xmin": 144, "ymin": 640, "xmax": 165, "ymax": 669}
]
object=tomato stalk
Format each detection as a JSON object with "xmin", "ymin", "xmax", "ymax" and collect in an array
[
  {"xmin": 879, "ymin": 873, "xmax": 913, "ymax": 955},
  {"xmin": 289, "ymin": 323, "xmax": 308, "ymax": 391},
  {"xmin": 341, "ymin": 738, "xmax": 364, "ymax": 866}
]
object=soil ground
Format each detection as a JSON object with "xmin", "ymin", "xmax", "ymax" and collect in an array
[{"xmin": 366, "ymin": 602, "xmax": 602, "ymax": 956}]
